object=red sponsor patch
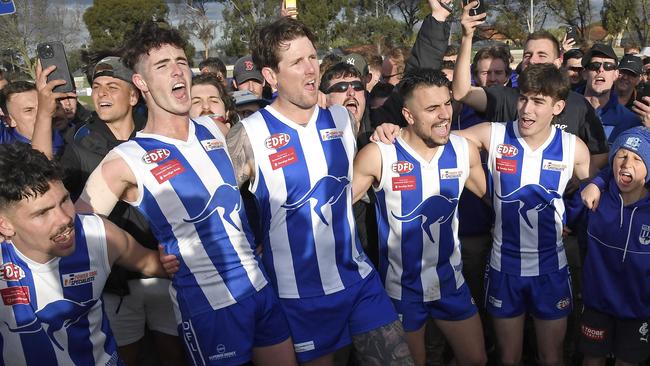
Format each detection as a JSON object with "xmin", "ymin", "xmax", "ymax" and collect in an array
[
  {"xmin": 391, "ymin": 161, "xmax": 414, "ymax": 174},
  {"xmin": 392, "ymin": 176, "xmax": 417, "ymax": 191},
  {"xmin": 496, "ymin": 144, "xmax": 519, "ymax": 157},
  {"xmin": 150, "ymin": 159, "xmax": 185, "ymax": 184},
  {"xmin": 581, "ymin": 325, "xmax": 606, "ymax": 341},
  {"xmin": 265, "ymin": 133, "xmax": 291, "ymax": 150},
  {"xmin": 142, "ymin": 149, "xmax": 171, "ymax": 164},
  {"xmin": 0, "ymin": 263, "xmax": 25, "ymax": 281},
  {"xmin": 269, "ymin": 147, "xmax": 298, "ymax": 170},
  {"xmin": 496, "ymin": 158, "xmax": 517, "ymax": 174},
  {"xmin": 1, "ymin": 286, "xmax": 30, "ymax": 305}
]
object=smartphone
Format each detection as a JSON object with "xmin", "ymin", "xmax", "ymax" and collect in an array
[
  {"xmin": 566, "ymin": 26, "xmax": 578, "ymax": 41},
  {"xmin": 0, "ymin": 0, "xmax": 16, "ymax": 16},
  {"xmin": 284, "ymin": 0, "xmax": 297, "ymax": 18},
  {"xmin": 37, "ymin": 41, "xmax": 75, "ymax": 93},
  {"xmin": 462, "ymin": 0, "xmax": 486, "ymax": 16},
  {"xmin": 285, "ymin": 0, "xmax": 296, "ymax": 8},
  {"xmin": 439, "ymin": 0, "xmax": 454, "ymax": 13}
]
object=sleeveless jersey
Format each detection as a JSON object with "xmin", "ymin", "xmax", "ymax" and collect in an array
[
  {"xmin": 488, "ymin": 122, "xmax": 575, "ymax": 276},
  {"xmin": 241, "ymin": 105, "xmax": 373, "ymax": 299},
  {"xmin": 374, "ymin": 135, "xmax": 469, "ymax": 302},
  {"xmin": 112, "ymin": 117, "xmax": 266, "ymax": 318},
  {"xmin": 0, "ymin": 214, "xmax": 119, "ymax": 366}
]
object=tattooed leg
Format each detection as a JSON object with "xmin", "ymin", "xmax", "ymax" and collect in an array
[{"xmin": 351, "ymin": 320, "xmax": 415, "ymax": 366}]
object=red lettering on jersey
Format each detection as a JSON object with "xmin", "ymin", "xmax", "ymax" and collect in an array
[
  {"xmin": 496, "ymin": 158, "xmax": 517, "ymax": 174},
  {"xmin": 0, "ymin": 263, "xmax": 25, "ymax": 281},
  {"xmin": 1, "ymin": 286, "xmax": 30, "ymax": 305},
  {"xmin": 392, "ymin": 176, "xmax": 417, "ymax": 191},
  {"xmin": 150, "ymin": 159, "xmax": 185, "ymax": 184},
  {"xmin": 269, "ymin": 147, "xmax": 298, "ymax": 170}
]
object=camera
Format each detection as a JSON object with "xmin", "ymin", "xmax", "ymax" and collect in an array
[{"xmin": 37, "ymin": 44, "xmax": 54, "ymax": 59}]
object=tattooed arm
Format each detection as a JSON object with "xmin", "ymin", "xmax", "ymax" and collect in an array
[
  {"xmin": 226, "ymin": 123, "xmax": 256, "ymax": 187},
  {"xmin": 352, "ymin": 320, "xmax": 415, "ymax": 366}
]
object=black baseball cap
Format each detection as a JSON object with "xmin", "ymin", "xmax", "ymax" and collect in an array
[
  {"xmin": 618, "ymin": 54, "xmax": 643, "ymax": 75},
  {"xmin": 92, "ymin": 57, "xmax": 134, "ymax": 84},
  {"xmin": 582, "ymin": 43, "xmax": 618, "ymax": 67}
]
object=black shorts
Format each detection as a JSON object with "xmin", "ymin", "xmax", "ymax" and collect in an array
[{"xmin": 578, "ymin": 307, "xmax": 650, "ymax": 363}]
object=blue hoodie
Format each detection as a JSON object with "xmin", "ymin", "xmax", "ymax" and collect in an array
[{"xmin": 582, "ymin": 177, "xmax": 650, "ymax": 319}]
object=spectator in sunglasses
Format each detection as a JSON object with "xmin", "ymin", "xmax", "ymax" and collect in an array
[
  {"xmin": 582, "ymin": 44, "xmax": 641, "ymax": 143},
  {"xmin": 562, "ymin": 48, "xmax": 585, "ymax": 91},
  {"xmin": 320, "ymin": 62, "xmax": 367, "ymax": 133}
]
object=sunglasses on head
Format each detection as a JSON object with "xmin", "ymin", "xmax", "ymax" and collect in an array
[
  {"xmin": 585, "ymin": 61, "xmax": 617, "ymax": 71},
  {"xmin": 324, "ymin": 80, "xmax": 364, "ymax": 94}
]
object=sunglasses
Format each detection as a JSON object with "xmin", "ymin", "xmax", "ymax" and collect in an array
[
  {"xmin": 324, "ymin": 80, "xmax": 364, "ymax": 94},
  {"xmin": 568, "ymin": 66, "xmax": 583, "ymax": 73},
  {"xmin": 585, "ymin": 61, "xmax": 617, "ymax": 71}
]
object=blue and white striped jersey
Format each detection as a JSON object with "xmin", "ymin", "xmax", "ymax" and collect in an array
[
  {"xmin": 374, "ymin": 135, "xmax": 468, "ymax": 302},
  {"xmin": 112, "ymin": 117, "xmax": 267, "ymax": 318},
  {"xmin": 0, "ymin": 214, "xmax": 119, "ymax": 366},
  {"xmin": 241, "ymin": 105, "xmax": 373, "ymax": 299},
  {"xmin": 488, "ymin": 122, "xmax": 575, "ymax": 276}
]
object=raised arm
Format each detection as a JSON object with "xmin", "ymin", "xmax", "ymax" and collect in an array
[
  {"xmin": 31, "ymin": 61, "xmax": 76, "ymax": 159},
  {"xmin": 104, "ymin": 216, "xmax": 168, "ymax": 278},
  {"xmin": 226, "ymin": 122, "xmax": 256, "ymax": 187},
  {"xmin": 76, "ymin": 151, "xmax": 137, "ymax": 215},
  {"xmin": 405, "ymin": 0, "xmax": 453, "ymax": 72},
  {"xmin": 464, "ymin": 139, "xmax": 487, "ymax": 199},
  {"xmin": 451, "ymin": 1, "xmax": 488, "ymax": 111},
  {"xmin": 352, "ymin": 143, "xmax": 383, "ymax": 203}
]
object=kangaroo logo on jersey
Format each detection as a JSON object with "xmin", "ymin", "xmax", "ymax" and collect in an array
[
  {"xmin": 142, "ymin": 149, "xmax": 170, "ymax": 164},
  {"xmin": 639, "ymin": 224, "xmax": 650, "ymax": 245},
  {"xmin": 496, "ymin": 184, "xmax": 561, "ymax": 228},
  {"xmin": 496, "ymin": 144, "xmax": 519, "ymax": 157},
  {"xmin": 391, "ymin": 195, "xmax": 458, "ymax": 243},
  {"xmin": 183, "ymin": 184, "xmax": 242, "ymax": 231},
  {"xmin": 0, "ymin": 263, "xmax": 25, "ymax": 281},
  {"xmin": 392, "ymin": 161, "xmax": 414, "ymax": 174},
  {"xmin": 281, "ymin": 175, "xmax": 350, "ymax": 225},
  {"xmin": 5, "ymin": 298, "xmax": 98, "ymax": 351},
  {"xmin": 265, "ymin": 133, "xmax": 291, "ymax": 150}
]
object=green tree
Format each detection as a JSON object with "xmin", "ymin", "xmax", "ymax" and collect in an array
[
  {"xmin": 0, "ymin": 0, "xmax": 85, "ymax": 78},
  {"xmin": 83, "ymin": 0, "xmax": 168, "ymax": 51},
  {"xmin": 215, "ymin": 0, "xmax": 279, "ymax": 57},
  {"xmin": 545, "ymin": 0, "xmax": 594, "ymax": 40},
  {"xmin": 178, "ymin": 0, "xmax": 217, "ymax": 59},
  {"xmin": 602, "ymin": 0, "xmax": 650, "ymax": 46}
]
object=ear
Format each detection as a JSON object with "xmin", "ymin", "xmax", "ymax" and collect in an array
[
  {"xmin": 402, "ymin": 106, "xmax": 415, "ymax": 126},
  {"xmin": 553, "ymin": 57, "xmax": 563, "ymax": 69},
  {"xmin": 261, "ymin": 67, "xmax": 277, "ymax": 89},
  {"xmin": 552, "ymin": 99, "xmax": 566, "ymax": 116},
  {"xmin": 5, "ymin": 115, "xmax": 16, "ymax": 128},
  {"xmin": 129, "ymin": 87, "xmax": 139, "ymax": 107},
  {"xmin": 132, "ymin": 74, "xmax": 149, "ymax": 93},
  {"xmin": 0, "ymin": 215, "xmax": 15, "ymax": 239}
]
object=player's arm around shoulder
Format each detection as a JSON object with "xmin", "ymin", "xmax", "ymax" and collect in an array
[
  {"xmin": 573, "ymin": 137, "xmax": 591, "ymax": 181},
  {"xmin": 451, "ymin": 121, "xmax": 492, "ymax": 151},
  {"xmin": 75, "ymin": 150, "xmax": 137, "ymax": 216},
  {"xmin": 226, "ymin": 122, "xmax": 256, "ymax": 188},
  {"xmin": 464, "ymin": 139, "xmax": 487, "ymax": 199},
  {"xmin": 353, "ymin": 142, "xmax": 383, "ymax": 203},
  {"xmin": 103, "ymin": 216, "xmax": 170, "ymax": 278}
]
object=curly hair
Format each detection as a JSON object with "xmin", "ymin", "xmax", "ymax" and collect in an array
[
  {"xmin": 122, "ymin": 21, "xmax": 188, "ymax": 72},
  {"xmin": 0, "ymin": 143, "xmax": 63, "ymax": 209}
]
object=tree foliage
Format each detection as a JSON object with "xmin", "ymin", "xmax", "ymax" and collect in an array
[
  {"xmin": 178, "ymin": 0, "xmax": 218, "ymax": 59},
  {"xmin": 83, "ymin": 0, "xmax": 169, "ymax": 51},
  {"xmin": 601, "ymin": 0, "xmax": 650, "ymax": 46},
  {"xmin": 0, "ymin": 0, "xmax": 84, "ymax": 78},
  {"xmin": 545, "ymin": 0, "xmax": 594, "ymax": 39}
]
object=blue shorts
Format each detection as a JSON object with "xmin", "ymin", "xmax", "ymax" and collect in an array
[
  {"xmin": 392, "ymin": 283, "xmax": 478, "ymax": 332},
  {"xmin": 178, "ymin": 284, "xmax": 291, "ymax": 366},
  {"xmin": 485, "ymin": 266, "xmax": 572, "ymax": 320},
  {"xmin": 279, "ymin": 271, "xmax": 398, "ymax": 363}
]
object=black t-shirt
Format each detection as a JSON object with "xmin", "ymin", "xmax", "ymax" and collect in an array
[{"xmin": 483, "ymin": 85, "xmax": 608, "ymax": 155}]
